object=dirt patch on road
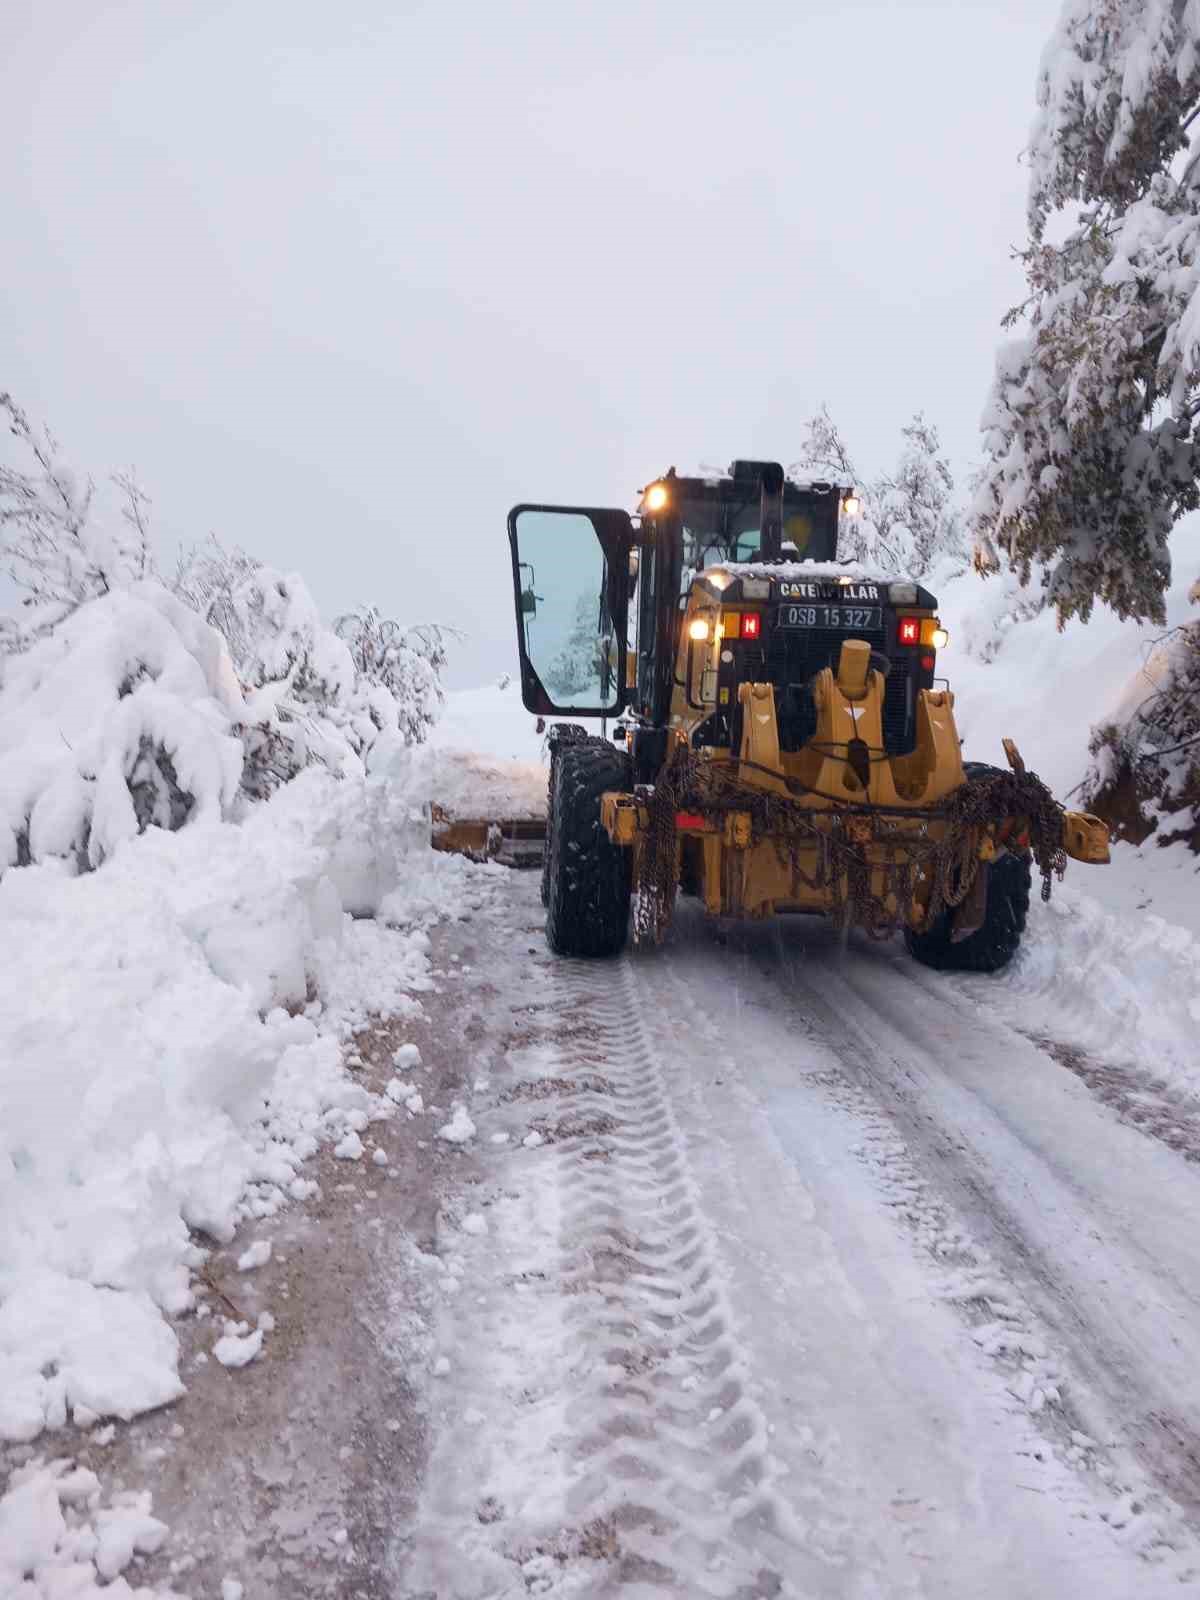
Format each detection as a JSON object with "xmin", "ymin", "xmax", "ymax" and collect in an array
[{"xmin": 1030, "ymin": 1034, "xmax": 1200, "ymax": 1165}]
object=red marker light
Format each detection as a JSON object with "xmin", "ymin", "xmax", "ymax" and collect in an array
[
  {"xmin": 921, "ymin": 653, "xmax": 936, "ymax": 672},
  {"xmin": 741, "ymin": 612, "xmax": 761, "ymax": 640},
  {"xmin": 898, "ymin": 617, "xmax": 920, "ymax": 646}
]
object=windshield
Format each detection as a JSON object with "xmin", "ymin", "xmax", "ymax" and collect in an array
[{"xmin": 677, "ymin": 494, "xmax": 832, "ymax": 590}]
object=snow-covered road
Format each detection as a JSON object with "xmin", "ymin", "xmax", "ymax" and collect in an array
[{"xmin": 405, "ymin": 875, "xmax": 1200, "ymax": 1596}]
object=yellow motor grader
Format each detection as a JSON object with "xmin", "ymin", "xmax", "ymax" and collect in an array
[{"xmin": 508, "ymin": 460, "xmax": 1109, "ymax": 967}]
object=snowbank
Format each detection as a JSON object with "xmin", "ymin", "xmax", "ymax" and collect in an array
[
  {"xmin": 430, "ymin": 749, "xmax": 547, "ymax": 822},
  {"xmin": 429, "ymin": 680, "xmax": 548, "ymax": 819},
  {"xmin": 971, "ymin": 883, "xmax": 1200, "ymax": 1095},
  {"xmin": 0, "ymin": 750, "xmax": 476, "ymax": 1448},
  {"xmin": 931, "ymin": 526, "xmax": 1200, "ymax": 937},
  {"xmin": 0, "ymin": 584, "xmax": 244, "ymax": 871},
  {"xmin": 430, "ymin": 679, "xmax": 546, "ymax": 765},
  {"xmin": 931, "ymin": 528, "xmax": 1199, "ymax": 796}
]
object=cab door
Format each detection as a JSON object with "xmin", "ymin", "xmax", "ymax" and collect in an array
[{"xmin": 507, "ymin": 503, "xmax": 635, "ymax": 717}]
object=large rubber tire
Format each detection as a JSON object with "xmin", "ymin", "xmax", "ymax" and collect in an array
[
  {"xmin": 540, "ymin": 759, "xmax": 557, "ymax": 908},
  {"xmin": 545, "ymin": 741, "xmax": 633, "ymax": 958},
  {"xmin": 541, "ymin": 724, "xmax": 589, "ymax": 908},
  {"xmin": 905, "ymin": 760, "xmax": 1032, "ymax": 974}
]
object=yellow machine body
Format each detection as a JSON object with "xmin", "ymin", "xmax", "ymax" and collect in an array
[{"xmin": 598, "ymin": 581, "xmax": 1108, "ymax": 927}]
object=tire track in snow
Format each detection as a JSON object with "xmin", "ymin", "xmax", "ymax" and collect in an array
[
  {"xmin": 519, "ymin": 959, "xmax": 795, "ymax": 1594},
  {"xmin": 736, "ymin": 920, "xmax": 1200, "ymax": 1567},
  {"xmin": 403, "ymin": 932, "xmax": 807, "ymax": 1595},
  {"xmin": 404, "ymin": 884, "xmax": 1200, "ymax": 1594},
  {"xmin": 634, "ymin": 918, "xmax": 1200, "ymax": 1587}
]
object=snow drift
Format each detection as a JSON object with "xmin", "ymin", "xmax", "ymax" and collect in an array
[{"xmin": 0, "ymin": 749, "xmax": 476, "ymax": 1446}]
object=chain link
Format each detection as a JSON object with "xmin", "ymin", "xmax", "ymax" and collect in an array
[{"xmin": 632, "ymin": 748, "xmax": 1067, "ymax": 947}]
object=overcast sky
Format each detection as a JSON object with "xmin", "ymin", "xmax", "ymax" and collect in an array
[{"xmin": 4, "ymin": 0, "xmax": 1057, "ymax": 685}]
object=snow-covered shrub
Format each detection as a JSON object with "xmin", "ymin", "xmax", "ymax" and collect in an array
[
  {"xmin": 333, "ymin": 604, "xmax": 450, "ymax": 746},
  {"xmin": 1, "ymin": 394, "xmax": 153, "ymax": 652},
  {"xmin": 175, "ymin": 540, "xmax": 450, "ymax": 796},
  {"xmin": 0, "ymin": 583, "xmax": 244, "ymax": 872},
  {"xmin": 1083, "ymin": 616, "xmax": 1200, "ymax": 846}
]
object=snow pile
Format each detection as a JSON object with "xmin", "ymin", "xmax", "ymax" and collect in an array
[
  {"xmin": 430, "ymin": 679, "xmax": 546, "ymax": 766},
  {"xmin": 429, "ymin": 678, "xmax": 548, "ymax": 819},
  {"xmin": 0, "ymin": 583, "xmax": 244, "ymax": 872},
  {"xmin": 1083, "ymin": 615, "xmax": 1199, "ymax": 849},
  {"xmin": 930, "ymin": 526, "xmax": 1200, "ymax": 934},
  {"xmin": 0, "ymin": 749, "xmax": 468, "ymax": 1448},
  {"xmin": 0, "ymin": 1458, "xmax": 173, "ymax": 1598},
  {"xmin": 430, "ymin": 749, "xmax": 548, "ymax": 822},
  {"xmin": 979, "ymin": 883, "xmax": 1200, "ymax": 1096}
]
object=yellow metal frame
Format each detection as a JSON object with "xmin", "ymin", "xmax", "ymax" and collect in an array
[{"xmin": 601, "ymin": 591, "xmax": 1110, "ymax": 927}]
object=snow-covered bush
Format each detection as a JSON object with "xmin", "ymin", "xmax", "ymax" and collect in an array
[
  {"xmin": 0, "ymin": 399, "xmax": 456, "ymax": 874},
  {"xmin": 792, "ymin": 407, "xmax": 967, "ymax": 576},
  {"xmin": 333, "ymin": 604, "xmax": 450, "ymax": 746},
  {"xmin": 1083, "ymin": 616, "xmax": 1200, "ymax": 846},
  {"xmin": 175, "ymin": 540, "xmax": 449, "ymax": 796},
  {"xmin": 0, "ymin": 583, "xmax": 244, "ymax": 872},
  {"xmin": 1, "ymin": 394, "xmax": 153, "ymax": 652}
]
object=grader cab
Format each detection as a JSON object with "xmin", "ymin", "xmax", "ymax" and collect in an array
[{"xmin": 508, "ymin": 460, "xmax": 1109, "ymax": 967}]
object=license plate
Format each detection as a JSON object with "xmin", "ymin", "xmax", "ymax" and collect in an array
[{"xmin": 778, "ymin": 604, "xmax": 882, "ymax": 630}]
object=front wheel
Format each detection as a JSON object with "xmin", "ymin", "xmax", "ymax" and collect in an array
[
  {"xmin": 545, "ymin": 741, "xmax": 633, "ymax": 958},
  {"xmin": 904, "ymin": 850, "xmax": 1032, "ymax": 974}
]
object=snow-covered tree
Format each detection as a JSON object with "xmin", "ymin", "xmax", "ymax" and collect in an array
[
  {"xmin": 873, "ymin": 416, "xmax": 965, "ymax": 575},
  {"xmin": 545, "ymin": 589, "xmax": 607, "ymax": 696},
  {"xmin": 972, "ymin": 0, "xmax": 1200, "ymax": 624},
  {"xmin": 792, "ymin": 408, "xmax": 966, "ymax": 575},
  {"xmin": 0, "ymin": 394, "xmax": 153, "ymax": 652}
]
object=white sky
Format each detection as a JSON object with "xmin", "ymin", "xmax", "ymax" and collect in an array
[{"xmin": 3, "ymin": 0, "xmax": 1057, "ymax": 684}]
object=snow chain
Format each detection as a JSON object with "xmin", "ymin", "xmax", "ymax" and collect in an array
[{"xmin": 631, "ymin": 750, "xmax": 1067, "ymax": 948}]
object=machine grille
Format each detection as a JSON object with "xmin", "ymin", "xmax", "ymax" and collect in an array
[{"xmin": 751, "ymin": 623, "xmax": 915, "ymax": 755}]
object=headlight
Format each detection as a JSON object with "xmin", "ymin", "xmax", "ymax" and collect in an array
[
  {"xmin": 688, "ymin": 618, "xmax": 710, "ymax": 641},
  {"xmin": 643, "ymin": 482, "xmax": 669, "ymax": 512},
  {"xmin": 842, "ymin": 494, "xmax": 861, "ymax": 518},
  {"xmin": 932, "ymin": 626, "xmax": 950, "ymax": 650}
]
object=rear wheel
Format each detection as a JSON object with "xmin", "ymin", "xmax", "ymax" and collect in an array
[
  {"xmin": 541, "ymin": 724, "xmax": 588, "ymax": 908},
  {"xmin": 545, "ymin": 740, "xmax": 633, "ymax": 958},
  {"xmin": 904, "ymin": 763, "xmax": 1032, "ymax": 975}
]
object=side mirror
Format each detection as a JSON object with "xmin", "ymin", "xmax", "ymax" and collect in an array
[{"xmin": 520, "ymin": 587, "xmax": 538, "ymax": 617}]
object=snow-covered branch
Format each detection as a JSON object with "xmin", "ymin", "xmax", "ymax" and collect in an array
[
  {"xmin": 975, "ymin": 2, "xmax": 1200, "ymax": 624},
  {"xmin": 0, "ymin": 394, "xmax": 154, "ymax": 651}
]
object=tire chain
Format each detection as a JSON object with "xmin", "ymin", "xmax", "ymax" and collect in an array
[{"xmin": 632, "ymin": 748, "xmax": 1067, "ymax": 948}]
